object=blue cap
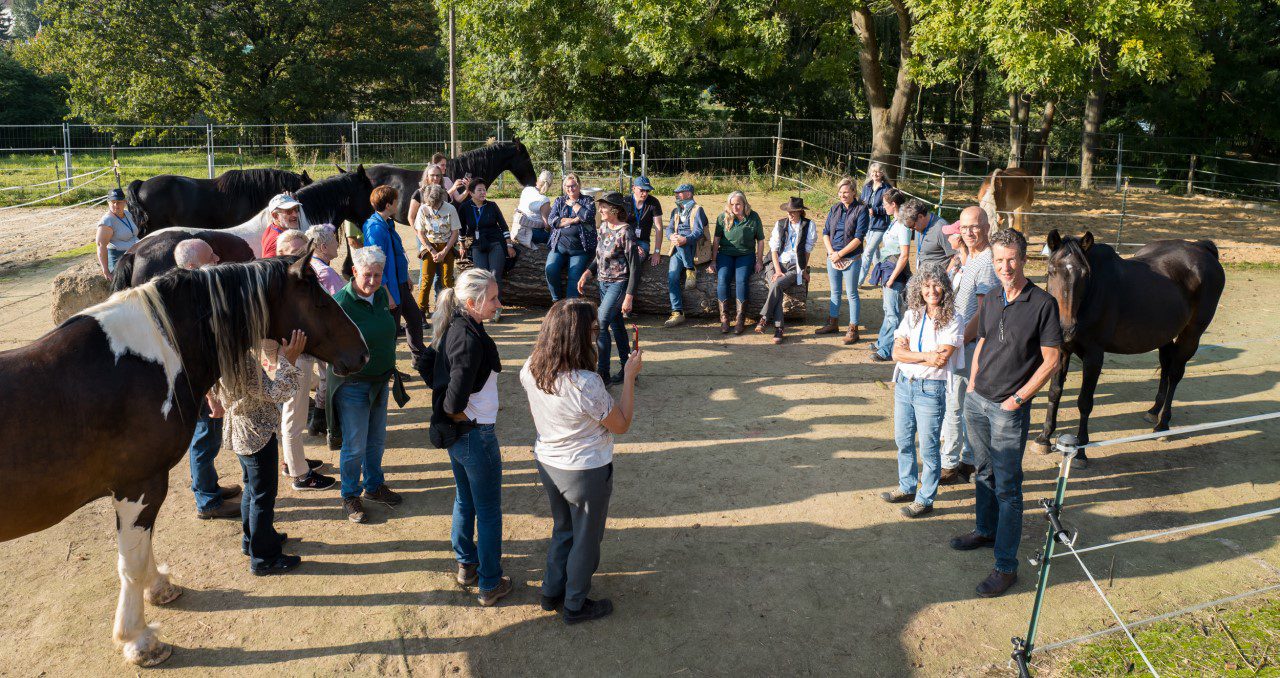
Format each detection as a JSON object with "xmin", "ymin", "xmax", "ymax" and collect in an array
[
  {"xmin": 674, "ymin": 183, "xmax": 694, "ymax": 195},
  {"xmin": 106, "ymin": 188, "xmax": 126, "ymax": 201},
  {"xmin": 632, "ymin": 176, "xmax": 654, "ymax": 191}
]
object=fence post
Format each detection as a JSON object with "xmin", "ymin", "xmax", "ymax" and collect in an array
[
  {"xmin": 1115, "ymin": 178, "xmax": 1130, "ymax": 248},
  {"xmin": 560, "ymin": 136, "xmax": 568, "ymax": 177},
  {"xmin": 938, "ymin": 173, "xmax": 947, "ymax": 211},
  {"xmin": 1186, "ymin": 154, "xmax": 1196, "ymax": 195},
  {"xmin": 928, "ymin": 140, "xmax": 934, "ymax": 168},
  {"xmin": 641, "ymin": 117, "xmax": 648, "ymax": 177},
  {"xmin": 497, "ymin": 120, "xmax": 505, "ymax": 190},
  {"xmin": 206, "ymin": 124, "xmax": 215, "ymax": 179},
  {"xmin": 900, "ymin": 143, "xmax": 910, "ymax": 184},
  {"xmin": 62, "ymin": 123, "xmax": 74, "ymax": 189},
  {"xmin": 1013, "ymin": 125, "xmax": 1023, "ymax": 167},
  {"xmin": 772, "ymin": 116, "xmax": 783, "ymax": 191},
  {"xmin": 110, "ymin": 145, "xmax": 121, "ymax": 190},
  {"xmin": 351, "ymin": 121, "xmax": 360, "ymax": 168},
  {"xmin": 1114, "ymin": 133, "xmax": 1123, "ymax": 192}
]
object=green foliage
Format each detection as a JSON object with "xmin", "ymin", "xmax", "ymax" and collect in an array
[
  {"xmin": 13, "ymin": 0, "xmax": 444, "ymax": 127},
  {"xmin": 0, "ymin": 46, "xmax": 68, "ymax": 124}
]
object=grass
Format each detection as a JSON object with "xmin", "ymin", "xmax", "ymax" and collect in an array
[
  {"xmin": 1061, "ymin": 598, "xmax": 1280, "ymax": 676},
  {"xmin": 1225, "ymin": 260, "xmax": 1280, "ymax": 272}
]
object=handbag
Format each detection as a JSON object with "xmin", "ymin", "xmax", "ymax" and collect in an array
[
  {"xmin": 868, "ymin": 254, "xmax": 911, "ymax": 287},
  {"xmin": 428, "ymin": 417, "xmax": 476, "ymax": 450}
]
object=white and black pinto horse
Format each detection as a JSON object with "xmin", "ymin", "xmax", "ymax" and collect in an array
[{"xmin": 0, "ymin": 254, "xmax": 368, "ymax": 666}]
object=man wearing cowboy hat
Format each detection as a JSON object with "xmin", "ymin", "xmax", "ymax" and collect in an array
[
  {"xmin": 662, "ymin": 183, "xmax": 707, "ymax": 328},
  {"xmin": 757, "ymin": 197, "xmax": 816, "ymax": 344},
  {"xmin": 261, "ymin": 193, "xmax": 304, "ymax": 258}
]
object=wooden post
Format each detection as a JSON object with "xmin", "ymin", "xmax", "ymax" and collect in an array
[
  {"xmin": 773, "ymin": 116, "xmax": 783, "ymax": 191},
  {"xmin": 1187, "ymin": 155, "xmax": 1197, "ymax": 195},
  {"xmin": 110, "ymin": 145, "xmax": 121, "ymax": 190}
]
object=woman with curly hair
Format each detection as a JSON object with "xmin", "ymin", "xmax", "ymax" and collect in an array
[{"xmin": 880, "ymin": 262, "xmax": 964, "ymax": 519}]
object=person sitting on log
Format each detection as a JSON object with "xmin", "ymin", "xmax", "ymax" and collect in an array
[
  {"xmin": 578, "ymin": 191, "xmax": 641, "ymax": 387},
  {"xmin": 663, "ymin": 182, "xmax": 708, "ymax": 328},
  {"xmin": 757, "ymin": 197, "xmax": 816, "ymax": 344},
  {"xmin": 707, "ymin": 191, "xmax": 766, "ymax": 335},
  {"xmin": 460, "ymin": 179, "xmax": 516, "ymax": 322},
  {"xmin": 544, "ymin": 173, "xmax": 596, "ymax": 302}
]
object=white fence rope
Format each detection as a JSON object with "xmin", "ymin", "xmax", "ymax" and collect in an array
[
  {"xmin": 0, "ymin": 168, "xmax": 112, "ymax": 211},
  {"xmin": 1051, "ymin": 505, "xmax": 1280, "ymax": 560},
  {"xmin": 0, "ymin": 167, "xmax": 114, "ymax": 193},
  {"xmin": 1064, "ymin": 543, "xmax": 1161, "ymax": 676}
]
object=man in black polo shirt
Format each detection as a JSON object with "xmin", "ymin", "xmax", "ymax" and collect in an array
[
  {"xmin": 626, "ymin": 175, "xmax": 665, "ymax": 270},
  {"xmin": 950, "ymin": 228, "xmax": 1062, "ymax": 598}
]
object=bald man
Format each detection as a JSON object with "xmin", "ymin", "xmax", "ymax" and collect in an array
[
  {"xmin": 939, "ymin": 206, "xmax": 999, "ymax": 485},
  {"xmin": 174, "ymin": 238, "xmax": 220, "ymax": 270}
]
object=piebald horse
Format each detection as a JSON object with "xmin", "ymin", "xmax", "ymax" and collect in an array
[
  {"xmin": 977, "ymin": 167, "xmax": 1035, "ymax": 233},
  {"xmin": 0, "ymin": 254, "xmax": 369, "ymax": 665},
  {"xmin": 1033, "ymin": 230, "xmax": 1225, "ymax": 465}
]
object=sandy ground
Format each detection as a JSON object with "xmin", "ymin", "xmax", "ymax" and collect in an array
[{"xmin": 0, "ymin": 191, "xmax": 1278, "ymax": 676}]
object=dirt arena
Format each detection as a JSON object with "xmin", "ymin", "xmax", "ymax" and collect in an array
[{"xmin": 0, "ymin": 189, "xmax": 1277, "ymax": 676}]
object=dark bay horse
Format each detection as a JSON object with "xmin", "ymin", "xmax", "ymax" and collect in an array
[
  {"xmin": 1034, "ymin": 230, "xmax": 1225, "ymax": 465},
  {"xmin": 367, "ymin": 139, "xmax": 538, "ymax": 223},
  {"xmin": 0, "ymin": 255, "xmax": 368, "ymax": 666},
  {"xmin": 126, "ymin": 168, "xmax": 312, "ymax": 235},
  {"xmin": 114, "ymin": 166, "xmax": 375, "ymax": 286}
]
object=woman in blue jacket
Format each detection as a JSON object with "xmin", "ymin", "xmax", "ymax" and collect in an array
[
  {"xmin": 859, "ymin": 162, "xmax": 894, "ymax": 285},
  {"xmin": 362, "ymin": 185, "xmax": 426, "ymax": 361}
]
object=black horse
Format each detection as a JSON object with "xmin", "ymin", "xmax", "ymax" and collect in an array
[
  {"xmin": 1034, "ymin": 230, "xmax": 1225, "ymax": 464},
  {"xmin": 114, "ymin": 166, "xmax": 374, "ymax": 288},
  {"xmin": 366, "ymin": 139, "xmax": 538, "ymax": 224},
  {"xmin": 126, "ymin": 168, "xmax": 312, "ymax": 235}
]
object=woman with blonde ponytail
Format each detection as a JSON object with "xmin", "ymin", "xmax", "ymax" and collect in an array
[{"xmin": 422, "ymin": 268, "xmax": 512, "ymax": 607}]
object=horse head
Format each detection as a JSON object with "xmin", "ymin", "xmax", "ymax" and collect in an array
[
  {"xmin": 507, "ymin": 137, "xmax": 538, "ymax": 187},
  {"xmin": 299, "ymin": 170, "xmax": 314, "ymax": 186},
  {"xmin": 1045, "ymin": 229, "xmax": 1094, "ymax": 344},
  {"xmin": 299, "ymin": 165, "xmax": 374, "ymax": 227},
  {"xmin": 345, "ymin": 164, "xmax": 375, "ymax": 224},
  {"xmin": 271, "ymin": 251, "xmax": 369, "ymax": 376}
]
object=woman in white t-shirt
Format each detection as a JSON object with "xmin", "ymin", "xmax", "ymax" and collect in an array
[
  {"xmin": 519, "ymin": 298, "xmax": 642, "ymax": 625},
  {"xmin": 513, "ymin": 170, "xmax": 554, "ymax": 248},
  {"xmin": 881, "ymin": 262, "xmax": 963, "ymax": 518}
]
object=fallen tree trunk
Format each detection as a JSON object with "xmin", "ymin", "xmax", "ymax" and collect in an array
[
  {"xmin": 489, "ymin": 245, "xmax": 808, "ymax": 320},
  {"xmin": 51, "ymin": 260, "xmax": 112, "ymax": 325}
]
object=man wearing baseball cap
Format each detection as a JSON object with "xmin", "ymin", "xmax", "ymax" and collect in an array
[
  {"xmin": 663, "ymin": 183, "xmax": 706, "ymax": 327},
  {"xmin": 261, "ymin": 193, "xmax": 304, "ymax": 258},
  {"xmin": 625, "ymin": 176, "xmax": 664, "ymax": 272}
]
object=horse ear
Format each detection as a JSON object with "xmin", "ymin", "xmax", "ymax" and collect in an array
[
  {"xmin": 301, "ymin": 170, "xmax": 313, "ymax": 185},
  {"xmin": 1046, "ymin": 229, "xmax": 1062, "ymax": 252},
  {"xmin": 334, "ymin": 164, "xmax": 347, "ymax": 174},
  {"xmin": 288, "ymin": 247, "xmax": 315, "ymax": 280},
  {"xmin": 1081, "ymin": 231, "xmax": 1094, "ymax": 251},
  {"xmin": 356, "ymin": 164, "xmax": 366, "ymax": 176}
]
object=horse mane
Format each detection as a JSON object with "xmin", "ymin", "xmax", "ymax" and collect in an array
[
  {"xmin": 295, "ymin": 172, "xmax": 363, "ymax": 222},
  {"xmin": 450, "ymin": 142, "xmax": 515, "ymax": 173},
  {"xmin": 212, "ymin": 169, "xmax": 307, "ymax": 206}
]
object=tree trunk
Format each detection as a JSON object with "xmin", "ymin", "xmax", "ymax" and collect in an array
[
  {"xmin": 964, "ymin": 68, "xmax": 987, "ymax": 175},
  {"xmin": 1080, "ymin": 66, "xmax": 1105, "ymax": 190},
  {"xmin": 473, "ymin": 247, "xmax": 808, "ymax": 320},
  {"xmin": 1016, "ymin": 93, "xmax": 1030, "ymax": 161},
  {"xmin": 1031, "ymin": 100, "xmax": 1057, "ymax": 177},
  {"xmin": 1007, "ymin": 91, "xmax": 1026, "ymax": 167},
  {"xmin": 944, "ymin": 85, "xmax": 960, "ymax": 164},
  {"xmin": 851, "ymin": 1, "xmax": 917, "ymax": 183}
]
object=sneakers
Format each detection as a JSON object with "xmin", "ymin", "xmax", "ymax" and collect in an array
[
  {"xmin": 563, "ymin": 598, "xmax": 613, "ymax": 625},
  {"xmin": 363, "ymin": 484, "xmax": 403, "ymax": 506},
  {"xmin": 280, "ymin": 458, "xmax": 325, "ymax": 477},
  {"xmin": 343, "ymin": 497, "xmax": 367, "ymax": 523},
  {"xmin": 664, "ymin": 312, "xmax": 686, "ymax": 328},
  {"xmin": 870, "ymin": 352, "xmax": 892, "ymax": 363},
  {"xmin": 900, "ymin": 502, "xmax": 934, "ymax": 518},
  {"xmin": 251, "ymin": 554, "xmax": 301, "ymax": 577},
  {"xmin": 609, "ymin": 371, "xmax": 624, "ymax": 386},
  {"xmin": 195, "ymin": 501, "xmax": 241, "ymax": 520},
  {"xmin": 477, "ymin": 576, "xmax": 513, "ymax": 607},
  {"xmin": 773, "ymin": 325, "xmax": 785, "ymax": 345},
  {"xmin": 950, "ymin": 531, "xmax": 996, "ymax": 551},
  {"xmin": 456, "ymin": 563, "xmax": 478, "ymax": 586},
  {"xmin": 754, "ymin": 318, "xmax": 768, "ymax": 334},
  {"xmin": 976, "ymin": 569, "xmax": 1018, "ymax": 598},
  {"xmin": 879, "ymin": 489, "xmax": 915, "ymax": 504},
  {"xmin": 292, "ymin": 471, "xmax": 336, "ymax": 491}
]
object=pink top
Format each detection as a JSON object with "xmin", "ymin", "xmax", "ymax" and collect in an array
[{"xmin": 311, "ymin": 257, "xmax": 344, "ymax": 295}]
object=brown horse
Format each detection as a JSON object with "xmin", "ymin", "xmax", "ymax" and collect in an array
[
  {"xmin": 0, "ymin": 254, "xmax": 368, "ymax": 666},
  {"xmin": 977, "ymin": 167, "xmax": 1035, "ymax": 233},
  {"xmin": 1033, "ymin": 230, "xmax": 1225, "ymax": 466}
]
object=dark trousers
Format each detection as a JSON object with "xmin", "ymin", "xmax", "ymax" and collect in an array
[
  {"xmin": 472, "ymin": 241, "xmax": 508, "ymax": 294},
  {"xmin": 965, "ymin": 393, "xmax": 1032, "ymax": 573},
  {"xmin": 759, "ymin": 261, "xmax": 802, "ymax": 326},
  {"xmin": 537, "ymin": 461, "xmax": 613, "ymax": 612},
  {"xmin": 239, "ymin": 435, "xmax": 284, "ymax": 569},
  {"xmin": 391, "ymin": 282, "xmax": 426, "ymax": 359},
  {"xmin": 188, "ymin": 403, "xmax": 223, "ymax": 512}
]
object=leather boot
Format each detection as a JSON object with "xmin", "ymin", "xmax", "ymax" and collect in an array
[
  {"xmin": 814, "ymin": 316, "xmax": 839, "ymax": 335},
  {"xmin": 843, "ymin": 325, "xmax": 860, "ymax": 345},
  {"xmin": 733, "ymin": 301, "xmax": 747, "ymax": 335},
  {"xmin": 718, "ymin": 302, "xmax": 730, "ymax": 334},
  {"xmin": 306, "ymin": 405, "xmax": 327, "ymax": 437}
]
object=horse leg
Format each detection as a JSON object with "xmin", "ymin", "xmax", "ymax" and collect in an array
[
  {"xmin": 1073, "ymin": 351, "xmax": 1104, "ymax": 465},
  {"xmin": 1146, "ymin": 343, "xmax": 1175, "ymax": 423},
  {"xmin": 112, "ymin": 475, "xmax": 174, "ymax": 667},
  {"xmin": 1156, "ymin": 335, "xmax": 1201, "ymax": 433},
  {"xmin": 1033, "ymin": 349, "xmax": 1071, "ymax": 453}
]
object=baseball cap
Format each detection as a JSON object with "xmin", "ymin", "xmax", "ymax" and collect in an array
[
  {"xmin": 632, "ymin": 176, "xmax": 654, "ymax": 191},
  {"xmin": 674, "ymin": 183, "xmax": 694, "ymax": 195},
  {"xmin": 268, "ymin": 193, "xmax": 303, "ymax": 212}
]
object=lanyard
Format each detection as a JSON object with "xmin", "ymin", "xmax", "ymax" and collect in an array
[
  {"xmin": 915, "ymin": 314, "xmax": 929, "ymax": 352},
  {"xmin": 472, "ymin": 202, "xmax": 485, "ymax": 226}
]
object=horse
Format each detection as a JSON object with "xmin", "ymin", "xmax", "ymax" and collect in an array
[
  {"xmin": 0, "ymin": 254, "xmax": 369, "ymax": 666},
  {"xmin": 114, "ymin": 166, "xmax": 375, "ymax": 287},
  {"xmin": 126, "ymin": 168, "xmax": 312, "ymax": 235},
  {"xmin": 977, "ymin": 167, "xmax": 1034, "ymax": 234},
  {"xmin": 366, "ymin": 139, "xmax": 539, "ymax": 224},
  {"xmin": 1033, "ymin": 230, "xmax": 1225, "ymax": 466}
]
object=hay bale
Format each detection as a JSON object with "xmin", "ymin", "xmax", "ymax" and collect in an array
[{"xmin": 51, "ymin": 260, "xmax": 111, "ymax": 325}]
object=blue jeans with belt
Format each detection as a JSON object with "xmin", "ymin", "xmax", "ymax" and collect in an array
[
  {"xmin": 448, "ymin": 424, "xmax": 504, "ymax": 591},
  {"xmin": 336, "ymin": 377, "xmax": 390, "ymax": 499},
  {"xmin": 545, "ymin": 249, "xmax": 590, "ymax": 301},
  {"xmin": 965, "ymin": 392, "xmax": 1033, "ymax": 573},
  {"xmin": 596, "ymin": 280, "xmax": 630, "ymax": 375},
  {"xmin": 716, "ymin": 253, "xmax": 754, "ymax": 302},
  {"xmin": 188, "ymin": 402, "xmax": 224, "ymax": 512},
  {"xmin": 894, "ymin": 374, "xmax": 947, "ymax": 506}
]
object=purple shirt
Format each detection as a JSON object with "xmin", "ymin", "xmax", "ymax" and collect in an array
[{"xmin": 311, "ymin": 257, "xmax": 344, "ymax": 295}]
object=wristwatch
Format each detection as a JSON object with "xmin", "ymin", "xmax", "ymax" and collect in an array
[{"xmin": 1013, "ymin": 394, "xmax": 1025, "ymax": 406}]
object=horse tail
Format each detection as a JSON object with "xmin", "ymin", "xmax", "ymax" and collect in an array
[
  {"xmin": 110, "ymin": 250, "xmax": 136, "ymax": 291},
  {"xmin": 125, "ymin": 180, "xmax": 149, "ymax": 233},
  {"xmin": 1194, "ymin": 239, "xmax": 1219, "ymax": 260}
]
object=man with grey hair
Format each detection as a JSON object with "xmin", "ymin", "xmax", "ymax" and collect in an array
[
  {"xmin": 939, "ymin": 206, "xmax": 999, "ymax": 485},
  {"xmin": 275, "ymin": 228, "xmax": 310, "ymax": 257},
  {"xmin": 900, "ymin": 198, "xmax": 954, "ymax": 268},
  {"xmin": 174, "ymin": 238, "xmax": 220, "ymax": 270}
]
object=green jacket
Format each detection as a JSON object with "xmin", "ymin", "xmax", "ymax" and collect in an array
[{"xmin": 325, "ymin": 283, "xmax": 396, "ymax": 450}]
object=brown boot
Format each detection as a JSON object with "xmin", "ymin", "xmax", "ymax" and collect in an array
[
  {"xmin": 755, "ymin": 316, "xmax": 768, "ymax": 333},
  {"xmin": 733, "ymin": 302, "xmax": 747, "ymax": 335},
  {"xmin": 814, "ymin": 317, "xmax": 839, "ymax": 335},
  {"xmin": 843, "ymin": 325, "xmax": 860, "ymax": 345},
  {"xmin": 718, "ymin": 302, "xmax": 730, "ymax": 334}
]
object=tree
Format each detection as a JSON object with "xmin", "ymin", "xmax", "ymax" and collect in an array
[
  {"xmin": 0, "ymin": 46, "xmax": 67, "ymax": 123},
  {"xmin": 850, "ymin": 0, "xmax": 917, "ymax": 181},
  {"xmin": 15, "ymin": 0, "xmax": 444, "ymax": 128}
]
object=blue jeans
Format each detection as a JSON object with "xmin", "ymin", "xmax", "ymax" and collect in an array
[
  {"xmin": 448, "ymin": 424, "xmax": 504, "ymax": 590},
  {"xmin": 188, "ymin": 403, "xmax": 224, "ymax": 512},
  {"xmin": 239, "ymin": 435, "xmax": 283, "ymax": 569},
  {"xmin": 941, "ymin": 340, "xmax": 977, "ymax": 469},
  {"xmin": 596, "ymin": 280, "xmax": 630, "ymax": 375},
  {"xmin": 875, "ymin": 281, "xmax": 906, "ymax": 359},
  {"xmin": 715, "ymin": 253, "xmax": 754, "ymax": 302},
  {"xmin": 826, "ymin": 257, "xmax": 863, "ymax": 324},
  {"xmin": 545, "ymin": 250, "xmax": 590, "ymax": 301},
  {"xmin": 106, "ymin": 247, "xmax": 125, "ymax": 272},
  {"xmin": 859, "ymin": 231, "xmax": 886, "ymax": 282},
  {"xmin": 965, "ymin": 392, "xmax": 1033, "ymax": 573},
  {"xmin": 336, "ymin": 378, "xmax": 390, "ymax": 499},
  {"xmin": 894, "ymin": 375, "xmax": 947, "ymax": 506},
  {"xmin": 667, "ymin": 251, "xmax": 694, "ymax": 311},
  {"xmin": 531, "ymin": 228, "xmax": 551, "ymax": 245}
]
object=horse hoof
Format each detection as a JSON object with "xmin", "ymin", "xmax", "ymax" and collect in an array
[
  {"xmin": 146, "ymin": 582, "xmax": 183, "ymax": 606},
  {"xmin": 1071, "ymin": 456, "xmax": 1089, "ymax": 470},
  {"xmin": 1031, "ymin": 439, "xmax": 1051, "ymax": 455},
  {"xmin": 122, "ymin": 631, "xmax": 172, "ymax": 667},
  {"xmin": 1143, "ymin": 411, "xmax": 1159, "ymax": 424}
]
